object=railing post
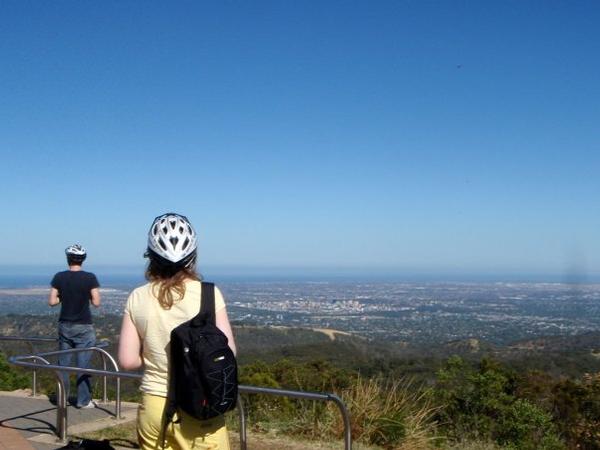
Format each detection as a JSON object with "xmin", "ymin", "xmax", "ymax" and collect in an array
[
  {"xmin": 32, "ymin": 368, "xmax": 37, "ymax": 397},
  {"xmin": 102, "ymin": 353, "xmax": 108, "ymax": 404},
  {"xmin": 237, "ymin": 394, "xmax": 247, "ymax": 450},
  {"xmin": 116, "ymin": 376, "xmax": 122, "ymax": 419},
  {"xmin": 90, "ymin": 346, "xmax": 121, "ymax": 419},
  {"xmin": 329, "ymin": 394, "xmax": 352, "ymax": 450},
  {"xmin": 29, "ymin": 336, "xmax": 37, "ymax": 397},
  {"xmin": 56, "ymin": 371, "xmax": 68, "ymax": 443}
]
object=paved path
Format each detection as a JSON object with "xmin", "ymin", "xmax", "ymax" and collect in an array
[
  {"xmin": 0, "ymin": 391, "xmax": 350, "ymax": 450},
  {"xmin": 0, "ymin": 391, "xmax": 137, "ymax": 449}
]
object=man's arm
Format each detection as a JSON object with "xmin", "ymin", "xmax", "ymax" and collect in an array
[
  {"xmin": 90, "ymin": 288, "xmax": 101, "ymax": 307},
  {"xmin": 48, "ymin": 288, "xmax": 60, "ymax": 307}
]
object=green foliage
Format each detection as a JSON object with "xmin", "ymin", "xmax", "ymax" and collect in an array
[
  {"xmin": 239, "ymin": 358, "xmax": 353, "ymax": 430},
  {"xmin": 240, "ymin": 358, "xmax": 354, "ymax": 394},
  {"xmin": 498, "ymin": 399, "xmax": 563, "ymax": 450},
  {"xmin": 433, "ymin": 356, "xmax": 565, "ymax": 449},
  {"xmin": 239, "ymin": 360, "xmax": 292, "ymax": 423},
  {"xmin": 0, "ymin": 351, "xmax": 30, "ymax": 391},
  {"xmin": 3, "ymin": 316, "xmax": 599, "ymax": 449},
  {"xmin": 371, "ymin": 413, "xmax": 406, "ymax": 446},
  {"xmin": 551, "ymin": 374, "xmax": 600, "ymax": 449},
  {"xmin": 239, "ymin": 360, "xmax": 438, "ymax": 449}
]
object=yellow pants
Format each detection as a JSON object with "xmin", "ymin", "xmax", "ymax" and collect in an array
[{"xmin": 137, "ymin": 393, "xmax": 231, "ymax": 450}]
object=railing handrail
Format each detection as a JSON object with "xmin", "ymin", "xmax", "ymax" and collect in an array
[
  {"xmin": 9, "ymin": 350, "xmax": 352, "ymax": 449},
  {"xmin": 0, "ymin": 336, "xmax": 58, "ymax": 342},
  {"xmin": 236, "ymin": 385, "xmax": 352, "ymax": 450},
  {"xmin": 9, "ymin": 355, "xmax": 141, "ymax": 379},
  {"xmin": 21, "ymin": 341, "xmax": 111, "ymax": 357},
  {"xmin": 1, "ymin": 337, "xmax": 111, "ymax": 399}
]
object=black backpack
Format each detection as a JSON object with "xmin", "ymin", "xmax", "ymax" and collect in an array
[
  {"xmin": 58, "ymin": 440, "xmax": 114, "ymax": 450},
  {"xmin": 164, "ymin": 282, "xmax": 238, "ymax": 429}
]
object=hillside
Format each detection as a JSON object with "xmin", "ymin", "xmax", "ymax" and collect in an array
[
  {"xmin": 2, "ymin": 314, "xmax": 599, "ymax": 449},
  {"xmin": 2, "ymin": 314, "xmax": 600, "ymax": 379}
]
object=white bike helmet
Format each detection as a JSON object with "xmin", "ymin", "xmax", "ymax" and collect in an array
[
  {"xmin": 147, "ymin": 213, "xmax": 197, "ymax": 266},
  {"xmin": 65, "ymin": 244, "xmax": 87, "ymax": 262}
]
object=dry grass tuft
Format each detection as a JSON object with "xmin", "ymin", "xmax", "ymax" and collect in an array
[{"xmin": 331, "ymin": 376, "xmax": 439, "ymax": 450}]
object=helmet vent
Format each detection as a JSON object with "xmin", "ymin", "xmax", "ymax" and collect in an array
[
  {"xmin": 158, "ymin": 238, "xmax": 167, "ymax": 251},
  {"xmin": 182, "ymin": 237, "xmax": 190, "ymax": 250},
  {"xmin": 170, "ymin": 220, "xmax": 177, "ymax": 229},
  {"xmin": 65, "ymin": 244, "xmax": 87, "ymax": 258},
  {"xmin": 170, "ymin": 236, "xmax": 179, "ymax": 248}
]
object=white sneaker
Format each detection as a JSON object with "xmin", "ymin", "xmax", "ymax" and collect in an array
[{"xmin": 78, "ymin": 401, "xmax": 96, "ymax": 409}]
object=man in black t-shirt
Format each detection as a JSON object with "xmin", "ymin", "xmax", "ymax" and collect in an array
[{"xmin": 49, "ymin": 244, "xmax": 101, "ymax": 408}]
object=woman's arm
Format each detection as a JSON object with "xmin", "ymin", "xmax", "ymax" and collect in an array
[
  {"xmin": 216, "ymin": 307, "xmax": 237, "ymax": 356},
  {"xmin": 118, "ymin": 313, "xmax": 143, "ymax": 370}
]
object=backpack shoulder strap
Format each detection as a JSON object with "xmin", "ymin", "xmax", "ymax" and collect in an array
[
  {"xmin": 163, "ymin": 331, "xmax": 181, "ymax": 447},
  {"xmin": 200, "ymin": 281, "xmax": 216, "ymax": 325}
]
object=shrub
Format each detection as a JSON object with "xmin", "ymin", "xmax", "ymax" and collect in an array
[
  {"xmin": 238, "ymin": 360, "xmax": 439, "ymax": 448},
  {"xmin": 333, "ymin": 376, "xmax": 439, "ymax": 449},
  {"xmin": 239, "ymin": 361, "xmax": 293, "ymax": 424},
  {"xmin": 498, "ymin": 399, "xmax": 563, "ymax": 450},
  {"xmin": 433, "ymin": 356, "xmax": 565, "ymax": 450},
  {"xmin": 552, "ymin": 373, "xmax": 600, "ymax": 449},
  {"xmin": 0, "ymin": 351, "xmax": 30, "ymax": 391}
]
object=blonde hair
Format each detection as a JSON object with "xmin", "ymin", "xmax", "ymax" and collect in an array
[{"xmin": 145, "ymin": 258, "xmax": 200, "ymax": 309}]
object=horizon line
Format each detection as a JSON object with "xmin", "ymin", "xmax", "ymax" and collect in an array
[{"xmin": 0, "ymin": 264, "xmax": 598, "ymax": 284}]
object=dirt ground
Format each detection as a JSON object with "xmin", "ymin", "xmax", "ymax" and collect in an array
[
  {"xmin": 81, "ymin": 422, "xmax": 366, "ymax": 450},
  {"xmin": 230, "ymin": 431, "xmax": 353, "ymax": 450}
]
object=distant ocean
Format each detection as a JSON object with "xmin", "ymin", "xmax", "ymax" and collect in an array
[
  {"xmin": 0, "ymin": 273, "xmax": 143, "ymax": 289},
  {"xmin": 0, "ymin": 270, "xmax": 598, "ymax": 288}
]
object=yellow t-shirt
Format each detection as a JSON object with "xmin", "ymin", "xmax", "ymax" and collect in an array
[{"xmin": 124, "ymin": 279, "xmax": 226, "ymax": 397}]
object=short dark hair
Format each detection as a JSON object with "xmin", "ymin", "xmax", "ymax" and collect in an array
[{"xmin": 67, "ymin": 255, "xmax": 85, "ymax": 266}]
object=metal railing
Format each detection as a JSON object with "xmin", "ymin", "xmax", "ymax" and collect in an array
[
  {"xmin": 8, "ymin": 346, "xmax": 353, "ymax": 449},
  {"xmin": 237, "ymin": 385, "xmax": 352, "ymax": 450},
  {"xmin": 9, "ymin": 354, "xmax": 141, "ymax": 442},
  {"xmin": 0, "ymin": 336, "xmax": 57, "ymax": 343},
  {"xmin": 0, "ymin": 336, "xmax": 111, "ymax": 398}
]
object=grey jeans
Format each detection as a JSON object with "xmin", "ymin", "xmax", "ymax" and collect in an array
[{"xmin": 58, "ymin": 322, "xmax": 96, "ymax": 407}]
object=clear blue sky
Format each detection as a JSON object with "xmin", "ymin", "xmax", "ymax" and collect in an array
[{"xmin": 1, "ymin": 1, "xmax": 599, "ymax": 279}]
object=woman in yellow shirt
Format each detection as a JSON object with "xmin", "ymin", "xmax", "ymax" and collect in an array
[{"xmin": 118, "ymin": 213, "xmax": 236, "ymax": 450}]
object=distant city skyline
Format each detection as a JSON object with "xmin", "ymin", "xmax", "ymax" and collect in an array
[
  {"xmin": 1, "ymin": 278, "xmax": 599, "ymax": 344},
  {"xmin": 1, "ymin": 2, "xmax": 599, "ymax": 277}
]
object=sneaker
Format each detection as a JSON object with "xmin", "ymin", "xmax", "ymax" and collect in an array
[{"xmin": 78, "ymin": 401, "xmax": 96, "ymax": 409}]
